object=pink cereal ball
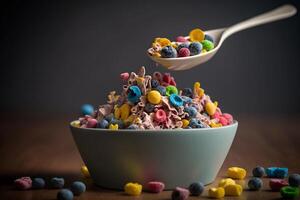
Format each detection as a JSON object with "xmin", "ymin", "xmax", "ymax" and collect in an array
[
  {"xmin": 86, "ymin": 118, "xmax": 98, "ymax": 128},
  {"xmin": 176, "ymin": 36, "xmax": 188, "ymax": 43},
  {"xmin": 147, "ymin": 181, "xmax": 165, "ymax": 193},
  {"xmin": 178, "ymin": 48, "xmax": 190, "ymax": 57},
  {"xmin": 120, "ymin": 72, "xmax": 129, "ymax": 81},
  {"xmin": 155, "ymin": 109, "xmax": 167, "ymax": 123},
  {"xmin": 219, "ymin": 116, "xmax": 228, "ymax": 126},
  {"xmin": 14, "ymin": 177, "xmax": 32, "ymax": 190},
  {"xmin": 212, "ymin": 112, "xmax": 221, "ymax": 119},
  {"xmin": 223, "ymin": 113, "xmax": 233, "ymax": 123}
]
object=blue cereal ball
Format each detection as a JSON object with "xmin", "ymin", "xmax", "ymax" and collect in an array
[
  {"xmin": 184, "ymin": 107, "xmax": 197, "ymax": 118},
  {"xmin": 57, "ymin": 189, "xmax": 74, "ymax": 200},
  {"xmin": 144, "ymin": 103, "xmax": 155, "ymax": 113},
  {"xmin": 177, "ymin": 43, "xmax": 189, "ymax": 51},
  {"xmin": 96, "ymin": 119, "xmax": 109, "ymax": 129},
  {"xmin": 151, "ymin": 79, "xmax": 160, "ymax": 88},
  {"xmin": 266, "ymin": 167, "xmax": 277, "ymax": 178},
  {"xmin": 274, "ymin": 168, "xmax": 288, "ymax": 178},
  {"xmin": 182, "ymin": 88, "xmax": 193, "ymax": 98},
  {"xmin": 161, "ymin": 46, "xmax": 177, "ymax": 58},
  {"xmin": 104, "ymin": 113, "xmax": 114, "ymax": 122},
  {"xmin": 189, "ymin": 42, "xmax": 202, "ymax": 56},
  {"xmin": 189, "ymin": 182, "xmax": 204, "ymax": 196},
  {"xmin": 155, "ymin": 86, "xmax": 166, "ymax": 96},
  {"xmin": 189, "ymin": 118, "xmax": 204, "ymax": 128},
  {"xmin": 248, "ymin": 177, "xmax": 263, "ymax": 190},
  {"xmin": 252, "ymin": 166, "xmax": 265, "ymax": 177},
  {"xmin": 32, "ymin": 178, "xmax": 45, "ymax": 189},
  {"xmin": 127, "ymin": 124, "xmax": 139, "ymax": 129},
  {"xmin": 50, "ymin": 177, "xmax": 65, "ymax": 189},
  {"xmin": 289, "ymin": 174, "xmax": 300, "ymax": 187},
  {"xmin": 169, "ymin": 94, "xmax": 183, "ymax": 107},
  {"xmin": 181, "ymin": 96, "xmax": 192, "ymax": 105},
  {"xmin": 81, "ymin": 104, "xmax": 94, "ymax": 116},
  {"xmin": 70, "ymin": 181, "xmax": 86, "ymax": 196},
  {"xmin": 128, "ymin": 86, "xmax": 142, "ymax": 104},
  {"xmin": 204, "ymin": 34, "xmax": 214, "ymax": 43}
]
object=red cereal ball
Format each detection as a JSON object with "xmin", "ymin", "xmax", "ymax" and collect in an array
[
  {"xmin": 219, "ymin": 116, "xmax": 228, "ymax": 126},
  {"xmin": 120, "ymin": 72, "xmax": 129, "ymax": 81},
  {"xmin": 147, "ymin": 181, "xmax": 165, "ymax": 193},
  {"xmin": 178, "ymin": 48, "xmax": 190, "ymax": 57},
  {"xmin": 269, "ymin": 179, "xmax": 289, "ymax": 191},
  {"xmin": 170, "ymin": 77, "xmax": 176, "ymax": 86},
  {"xmin": 163, "ymin": 73, "xmax": 171, "ymax": 84},
  {"xmin": 223, "ymin": 113, "xmax": 233, "ymax": 124},
  {"xmin": 86, "ymin": 118, "xmax": 98, "ymax": 128},
  {"xmin": 14, "ymin": 177, "xmax": 32, "ymax": 190},
  {"xmin": 155, "ymin": 109, "xmax": 167, "ymax": 123},
  {"xmin": 176, "ymin": 36, "xmax": 188, "ymax": 43}
]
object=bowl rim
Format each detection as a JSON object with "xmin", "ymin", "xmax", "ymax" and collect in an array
[{"xmin": 70, "ymin": 120, "xmax": 238, "ymax": 134}]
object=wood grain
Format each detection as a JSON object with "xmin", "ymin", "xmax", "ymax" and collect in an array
[{"xmin": 0, "ymin": 114, "xmax": 299, "ymax": 199}]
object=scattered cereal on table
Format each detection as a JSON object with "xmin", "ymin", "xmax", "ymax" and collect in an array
[
  {"xmin": 171, "ymin": 187, "xmax": 190, "ymax": 200},
  {"xmin": 57, "ymin": 189, "xmax": 74, "ymax": 200},
  {"xmin": 188, "ymin": 182, "xmax": 204, "ymax": 196},
  {"xmin": 227, "ymin": 167, "xmax": 247, "ymax": 180},
  {"xmin": 147, "ymin": 181, "xmax": 165, "ymax": 193},
  {"xmin": 14, "ymin": 177, "xmax": 32, "ymax": 190},
  {"xmin": 280, "ymin": 186, "xmax": 300, "ymax": 199},
  {"xmin": 269, "ymin": 179, "xmax": 289, "ymax": 191},
  {"xmin": 208, "ymin": 187, "xmax": 225, "ymax": 199},
  {"xmin": 50, "ymin": 177, "xmax": 65, "ymax": 189},
  {"xmin": 252, "ymin": 166, "xmax": 265, "ymax": 177},
  {"xmin": 124, "ymin": 182, "xmax": 142, "ymax": 196},
  {"xmin": 224, "ymin": 184, "xmax": 243, "ymax": 196},
  {"xmin": 289, "ymin": 174, "xmax": 300, "ymax": 187},
  {"xmin": 266, "ymin": 167, "xmax": 288, "ymax": 178},
  {"xmin": 32, "ymin": 178, "xmax": 45, "ymax": 189},
  {"xmin": 70, "ymin": 181, "xmax": 86, "ymax": 196},
  {"xmin": 248, "ymin": 177, "xmax": 263, "ymax": 190},
  {"xmin": 218, "ymin": 178, "xmax": 236, "ymax": 188}
]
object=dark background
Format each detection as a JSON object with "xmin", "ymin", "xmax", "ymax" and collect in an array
[{"xmin": 1, "ymin": 0, "xmax": 300, "ymax": 116}]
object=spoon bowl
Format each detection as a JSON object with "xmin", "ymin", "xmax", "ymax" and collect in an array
[{"xmin": 149, "ymin": 4, "xmax": 297, "ymax": 71}]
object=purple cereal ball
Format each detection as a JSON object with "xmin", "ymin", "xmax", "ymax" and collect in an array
[
  {"xmin": 176, "ymin": 36, "xmax": 188, "ymax": 43},
  {"xmin": 86, "ymin": 118, "xmax": 97, "ymax": 128},
  {"xmin": 178, "ymin": 48, "xmax": 190, "ymax": 57}
]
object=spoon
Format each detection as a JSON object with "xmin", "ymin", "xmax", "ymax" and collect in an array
[{"xmin": 148, "ymin": 4, "xmax": 297, "ymax": 71}]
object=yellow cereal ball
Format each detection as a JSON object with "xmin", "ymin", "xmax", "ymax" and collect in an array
[
  {"xmin": 124, "ymin": 182, "xmax": 142, "ymax": 196},
  {"xmin": 208, "ymin": 187, "xmax": 225, "ymax": 199},
  {"xmin": 218, "ymin": 178, "xmax": 236, "ymax": 187},
  {"xmin": 182, "ymin": 119, "xmax": 189, "ymax": 128},
  {"xmin": 114, "ymin": 106, "xmax": 121, "ymax": 119},
  {"xmin": 120, "ymin": 103, "xmax": 131, "ymax": 121},
  {"xmin": 205, "ymin": 102, "xmax": 217, "ymax": 116},
  {"xmin": 224, "ymin": 184, "xmax": 243, "ymax": 196},
  {"xmin": 153, "ymin": 52, "xmax": 161, "ymax": 57},
  {"xmin": 155, "ymin": 38, "xmax": 171, "ymax": 47},
  {"xmin": 71, "ymin": 120, "xmax": 81, "ymax": 128},
  {"xmin": 109, "ymin": 124, "xmax": 118, "ymax": 130},
  {"xmin": 210, "ymin": 122, "xmax": 222, "ymax": 128},
  {"xmin": 202, "ymin": 49, "xmax": 207, "ymax": 53},
  {"xmin": 81, "ymin": 165, "xmax": 90, "ymax": 178},
  {"xmin": 189, "ymin": 28, "xmax": 205, "ymax": 42},
  {"xmin": 147, "ymin": 90, "xmax": 162, "ymax": 104},
  {"xmin": 227, "ymin": 167, "xmax": 247, "ymax": 180},
  {"xmin": 136, "ymin": 77, "xmax": 145, "ymax": 85}
]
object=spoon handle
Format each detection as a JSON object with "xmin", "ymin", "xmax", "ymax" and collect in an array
[{"xmin": 221, "ymin": 4, "xmax": 297, "ymax": 42}]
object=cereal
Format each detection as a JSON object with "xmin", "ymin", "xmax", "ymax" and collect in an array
[
  {"xmin": 155, "ymin": 38, "xmax": 171, "ymax": 47},
  {"xmin": 201, "ymin": 40, "xmax": 214, "ymax": 51},
  {"xmin": 32, "ymin": 178, "xmax": 46, "ymax": 189},
  {"xmin": 188, "ymin": 182, "xmax": 204, "ymax": 196},
  {"xmin": 50, "ymin": 177, "xmax": 65, "ymax": 189},
  {"xmin": 280, "ymin": 186, "xmax": 300, "ymax": 199},
  {"xmin": 189, "ymin": 28, "xmax": 205, "ymax": 42},
  {"xmin": 57, "ymin": 189, "xmax": 74, "ymax": 200},
  {"xmin": 81, "ymin": 165, "xmax": 90, "ymax": 178},
  {"xmin": 177, "ymin": 43, "xmax": 189, "ymax": 52},
  {"xmin": 204, "ymin": 34, "xmax": 214, "ymax": 43},
  {"xmin": 70, "ymin": 181, "xmax": 86, "ymax": 196},
  {"xmin": 252, "ymin": 166, "xmax": 265, "ymax": 177},
  {"xmin": 14, "ymin": 177, "xmax": 32, "ymax": 190},
  {"xmin": 171, "ymin": 187, "xmax": 190, "ymax": 200},
  {"xmin": 218, "ymin": 178, "xmax": 236, "ymax": 188},
  {"xmin": 71, "ymin": 120, "xmax": 81, "ymax": 128},
  {"xmin": 76, "ymin": 67, "xmax": 234, "ymax": 130},
  {"xmin": 124, "ymin": 182, "xmax": 142, "ymax": 196},
  {"xmin": 227, "ymin": 167, "xmax": 247, "ymax": 180},
  {"xmin": 269, "ymin": 179, "xmax": 289, "ymax": 191},
  {"xmin": 289, "ymin": 174, "xmax": 300, "ymax": 187},
  {"xmin": 161, "ymin": 46, "xmax": 177, "ymax": 58},
  {"xmin": 147, "ymin": 181, "xmax": 165, "ymax": 193},
  {"xmin": 208, "ymin": 187, "xmax": 225, "ymax": 199},
  {"xmin": 224, "ymin": 184, "xmax": 243, "ymax": 196},
  {"xmin": 120, "ymin": 72, "xmax": 129, "ymax": 81},
  {"xmin": 147, "ymin": 90, "xmax": 162, "ymax": 104},
  {"xmin": 248, "ymin": 177, "xmax": 263, "ymax": 190},
  {"xmin": 176, "ymin": 36, "xmax": 188, "ymax": 43},
  {"xmin": 266, "ymin": 167, "xmax": 288, "ymax": 178},
  {"xmin": 81, "ymin": 104, "xmax": 94, "ymax": 116},
  {"xmin": 178, "ymin": 48, "xmax": 190, "ymax": 57},
  {"xmin": 189, "ymin": 42, "xmax": 202, "ymax": 56}
]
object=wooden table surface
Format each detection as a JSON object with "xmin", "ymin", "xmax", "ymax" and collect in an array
[{"xmin": 0, "ymin": 114, "xmax": 299, "ymax": 200}]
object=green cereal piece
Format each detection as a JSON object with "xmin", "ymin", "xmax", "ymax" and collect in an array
[
  {"xmin": 201, "ymin": 40, "xmax": 214, "ymax": 51},
  {"xmin": 280, "ymin": 186, "xmax": 299, "ymax": 199}
]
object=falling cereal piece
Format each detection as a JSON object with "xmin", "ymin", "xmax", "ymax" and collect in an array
[
  {"xmin": 227, "ymin": 167, "xmax": 247, "ymax": 179},
  {"xmin": 81, "ymin": 165, "xmax": 91, "ymax": 178},
  {"xmin": 124, "ymin": 182, "xmax": 142, "ymax": 196},
  {"xmin": 208, "ymin": 187, "xmax": 225, "ymax": 199}
]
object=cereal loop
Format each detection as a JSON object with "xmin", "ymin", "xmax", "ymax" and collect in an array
[
  {"xmin": 208, "ymin": 187, "xmax": 225, "ymax": 199},
  {"xmin": 189, "ymin": 28, "xmax": 205, "ymax": 42},
  {"xmin": 109, "ymin": 124, "xmax": 119, "ymax": 130},
  {"xmin": 120, "ymin": 103, "xmax": 131, "ymax": 121},
  {"xmin": 124, "ymin": 182, "xmax": 142, "ymax": 196},
  {"xmin": 169, "ymin": 94, "xmax": 183, "ymax": 107},
  {"xmin": 155, "ymin": 38, "xmax": 171, "ymax": 47},
  {"xmin": 166, "ymin": 85, "xmax": 178, "ymax": 97},
  {"xmin": 155, "ymin": 109, "xmax": 167, "ymax": 123},
  {"xmin": 147, "ymin": 90, "xmax": 162, "ymax": 104},
  {"xmin": 182, "ymin": 119, "xmax": 189, "ymax": 128}
]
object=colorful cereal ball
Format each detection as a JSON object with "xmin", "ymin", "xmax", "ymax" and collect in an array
[
  {"xmin": 188, "ymin": 182, "xmax": 204, "ymax": 196},
  {"xmin": 177, "ymin": 43, "xmax": 189, "ymax": 51},
  {"xmin": 224, "ymin": 184, "xmax": 243, "ymax": 196},
  {"xmin": 171, "ymin": 187, "xmax": 190, "ymax": 200},
  {"xmin": 169, "ymin": 94, "xmax": 183, "ymax": 107},
  {"xmin": 161, "ymin": 46, "xmax": 177, "ymax": 58},
  {"xmin": 166, "ymin": 85, "xmax": 178, "ymax": 96},
  {"xmin": 189, "ymin": 42, "xmax": 202, "ymax": 56},
  {"xmin": 147, "ymin": 181, "xmax": 165, "ymax": 193},
  {"xmin": 147, "ymin": 90, "xmax": 162, "ymax": 104},
  {"xmin": 81, "ymin": 104, "xmax": 94, "ymax": 116},
  {"xmin": 124, "ymin": 182, "xmax": 142, "ymax": 196},
  {"xmin": 32, "ymin": 178, "xmax": 46, "ymax": 189},
  {"xmin": 57, "ymin": 189, "xmax": 74, "ymax": 200},
  {"xmin": 178, "ymin": 48, "xmax": 190, "ymax": 57},
  {"xmin": 176, "ymin": 36, "xmax": 188, "ymax": 43},
  {"xmin": 201, "ymin": 40, "xmax": 214, "ymax": 51},
  {"xmin": 14, "ymin": 177, "xmax": 32, "ymax": 190},
  {"xmin": 128, "ymin": 86, "xmax": 142, "ymax": 104},
  {"xmin": 280, "ymin": 186, "xmax": 300, "ymax": 199},
  {"xmin": 155, "ymin": 38, "xmax": 171, "ymax": 47},
  {"xmin": 204, "ymin": 34, "xmax": 214, "ymax": 43},
  {"xmin": 248, "ymin": 177, "xmax": 263, "ymax": 190},
  {"xmin": 289, "ymin": 174, "xmax": 300, "ymax": 187},
  {"xmin": 252, "ymin": 166, "xmax": 265, "ymax": 177},
  {"xmin": 189, "ymin": 28, "xmax": 205, "ymax": 42},
  {"xmin": 50, "ymin": 177, "xmax": 65, "ymax": 189},
  {"xmin": 70, "ymin": 181, "xmax": 86, "ymax": 196},
  {"xmin": 227, "ymin": 167, "xmax": 247, "ymax": 180},
  {"xmin": 208, "ymin": 187, "xmax": 225, "ymax": 199}
]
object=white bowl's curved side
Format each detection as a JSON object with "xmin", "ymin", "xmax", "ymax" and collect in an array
[{"xmin": 70, "ymin": 122, "xmax": 238, "ymax": 190}]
